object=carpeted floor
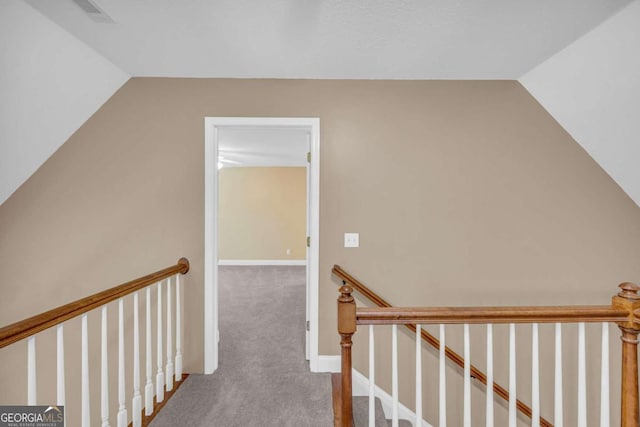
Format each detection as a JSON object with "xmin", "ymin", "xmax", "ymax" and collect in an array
[{"xmin": 149, "ymin": 265, "xmax": 333, "ymax": 427}]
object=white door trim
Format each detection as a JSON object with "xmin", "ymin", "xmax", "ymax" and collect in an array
[{"xmin": 204, "ymin": 117, "xmax": 321, "ymax": 374}]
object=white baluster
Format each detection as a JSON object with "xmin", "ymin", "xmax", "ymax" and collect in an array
[
  {"xmin": 27, "ymin": 336, "xmax": 36, "ymax": 405},
  {"xmin": 57, "ymin": 325, "xmax": 65, "ymax": 407},
  {"xmin": 101, "ymin": 307, "xmax": 110, "ymax": 427},
  {"xmin": 156, "ymin": 281, "xmax": 165, "ymax": 403},
  {"xmin": 463, "ymin": 324, "xmax": 471, "ymax": 427},
  {"xmin": 132, "ymin": 292, "xmax": 142, "ymax": 427},
  {"xmin": 439, "ymin": 324, "xmax": 446, "ymax": 427},
  {"xmin": 117, "ymin": 298, "xmax": 127, "ymax": 427},
  {"xmin": 600, "ymin": 323, "xmax": 609, "ymax": 427},
  {"xmin": 486, "ymin": 324, "xmax": 493, "ymax": 427},
  {"xmin": 415, "ymin": 324, "xmax": 422, "ymax": 427},
  {"xmin": 145, "ymin": 287, "xmax": 153, "ymax": 416},
  {"xmin": 392, "ymin": 324, "xmax": 399, "ymax": 427},
  {"xmin": 369, "ymin": 325, "xmax": 375, "ymax": 427},
  {"xmin": 81, "ymin": 314, "xmax": 91, "ymax": 427},
  {"xmin": 175, "ymin": 274, "xmax": 183, "ymax": 382},
  {"xmin": 578, "ymin": 323, "xmax": 586, "ymax": 427},
  {"xmin": 555, "ymin": 323, "xmax": 564, "ymax": 427},
  {"xmin": 166, "ymin": 277, "xmax": 174, "ymax": 392},
  {"xmin": 532, "ymin": 323, "xmax": 540, "ymax": 427},
  {"xmin": 509, "ymin": 323, "xmax": 516, "ymax": 427}
]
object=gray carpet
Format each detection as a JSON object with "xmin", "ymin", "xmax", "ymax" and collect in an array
[
  {"xmin": 353, "ymin": 396, "xmax": 387, "ymax": 427},
  {"xmin": 353, "ymin": 397, "xmax": 413, "ymax": 427},
  {"xmin": 150, "ymin": 266, "xmax": 333, "ymax": 427}
]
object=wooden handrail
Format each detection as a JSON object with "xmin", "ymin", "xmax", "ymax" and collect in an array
[
  {"xmin": 332, "ymin": 264, "xmax": 554, "ymax": 427},
  {"xmin": 0, "ymin": 258, "xmax": 190, "ymax": 349},
  {"xmin": 333, "ymin": 265, "xmax": 391, "ymax": 308},
  {"xmin": 356, "ymin": 305, "xmax": 630, "ymax": 325}
]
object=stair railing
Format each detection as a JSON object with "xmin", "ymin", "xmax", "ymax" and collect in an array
[
  {"xmin": 0, "ymin": 258, "xmax": 190, "ymax": 427},
  {"xmin": 333, "ymin": 264, "xmax": 640, "ymax": 427}
]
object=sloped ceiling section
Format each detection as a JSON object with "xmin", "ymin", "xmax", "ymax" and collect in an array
[
  {"xmin": 0, "ymin": 1, "xmax": 129, "ymax": 205},
  {"xmin": 520, "ymin": 0, "xmax": 640, "ymax": 208}
]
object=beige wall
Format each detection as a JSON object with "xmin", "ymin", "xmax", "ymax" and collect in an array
[
  {"xmin": 219, "ymin": 167, "xmax": 306, "ymax": 260},
  {"xmin": 2, "ymin": 79, "xmax": 640, "ymax": 424}
]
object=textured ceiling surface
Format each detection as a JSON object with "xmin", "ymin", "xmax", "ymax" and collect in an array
[{"xmin": 26, "ymin": 0, "xmax": 630, "ymax": 79}]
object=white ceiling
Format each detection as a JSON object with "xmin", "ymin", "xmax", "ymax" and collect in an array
[
  {"xmin": 218, "ymin": 127, "xmax": 309, "ymax": 167},
  {"xmin": 25, "ymin": 0, "xmax": 630, "ymax": 79}
]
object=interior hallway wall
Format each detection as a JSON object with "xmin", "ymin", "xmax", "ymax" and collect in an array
[{"xmin": 2, "ymin": 78, "xmax": 640, "ymax": 424}]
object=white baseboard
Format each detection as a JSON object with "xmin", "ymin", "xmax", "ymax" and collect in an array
[
  {"xmin": 313, "ymin": 355, "xmax": 341, "ymax": 373},
  {"xmin": 352, "ymin": 368, "xmax": 433, "ymax": 427},
  {"xmin": 218, "ymin": 259, "xmax": 307, "ymax": 266}
]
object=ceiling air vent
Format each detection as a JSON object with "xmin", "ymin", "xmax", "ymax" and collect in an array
[{"xmin": 72, "ymin": 0, "xmax": 115, "ymax": 23}]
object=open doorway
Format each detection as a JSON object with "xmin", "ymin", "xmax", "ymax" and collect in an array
[{"xmin": 204, "ymin": 117, "xmax": 320, "ymax": 374}]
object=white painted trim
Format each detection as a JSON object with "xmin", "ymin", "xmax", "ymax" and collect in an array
[
  {"xmin": 218, "ymin": 259, "xmax": 307, "ymax": 266},
  {"xmin": 352, "ymin": 368, "xmax": 432, "ymax": 427},
  {"xmin": 204, "ymin": 117, "xmax": 321, "ymax": 375},
  {"xmin": 305, "ymin": 131, "xmax": 311, "ymax": 361},
  {"xmin": 315, "ymin": 355, "xmax": 342, "ymax": 373},
  {"xmin": 204, "ymin": 121, "xmax": 218, "ymax": 374},
  {"xmin": 308, "ymin": 119, "xmax": 321, "ymax": 372}
]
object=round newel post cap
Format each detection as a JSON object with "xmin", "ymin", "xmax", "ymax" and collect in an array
[
  {"xmin": 178, "ymin": 257, "xmax": 190, "ymax": 274},
  {"xmin": 618, "ymin": 282, "xmax": 640, "ymax": 300},
  {"xmin": 339, "ymin": 284, "xmax": 352, "ymax": 297},
  {"xmin": 338, "ymin": 281, "xmax": 354, "ymax": 304}
]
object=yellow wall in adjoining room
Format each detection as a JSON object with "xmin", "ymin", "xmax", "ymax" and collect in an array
[{"xmin": 218, "ymin": 167, "xmax": 306, "ymax": 260}]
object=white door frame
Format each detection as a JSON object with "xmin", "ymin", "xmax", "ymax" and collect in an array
[{"xmin": 204, "ymin": 117, "xmax": 321, "ymax": 374}]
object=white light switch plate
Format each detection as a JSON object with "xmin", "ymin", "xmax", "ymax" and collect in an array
[{"xmin": 344, "ymin": 233, "xmax": 359, "ymax": 248}]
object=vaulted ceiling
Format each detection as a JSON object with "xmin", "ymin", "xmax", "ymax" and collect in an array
[
  {"xmin": 26, "ymin": 0, "xmax": 630, "ymax": 79},
  {"xmin": 3, "ymin": 0, "xmax": 639, "ymax": 208}
]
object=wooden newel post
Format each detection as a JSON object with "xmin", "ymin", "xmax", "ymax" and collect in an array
[
  {"xmin": 613, "ymin": 282, "xmax": 640, "ymax": 427},
  {"xmin": 338, "ymin": 282, "xmax": 356, "ymax": 427}
]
